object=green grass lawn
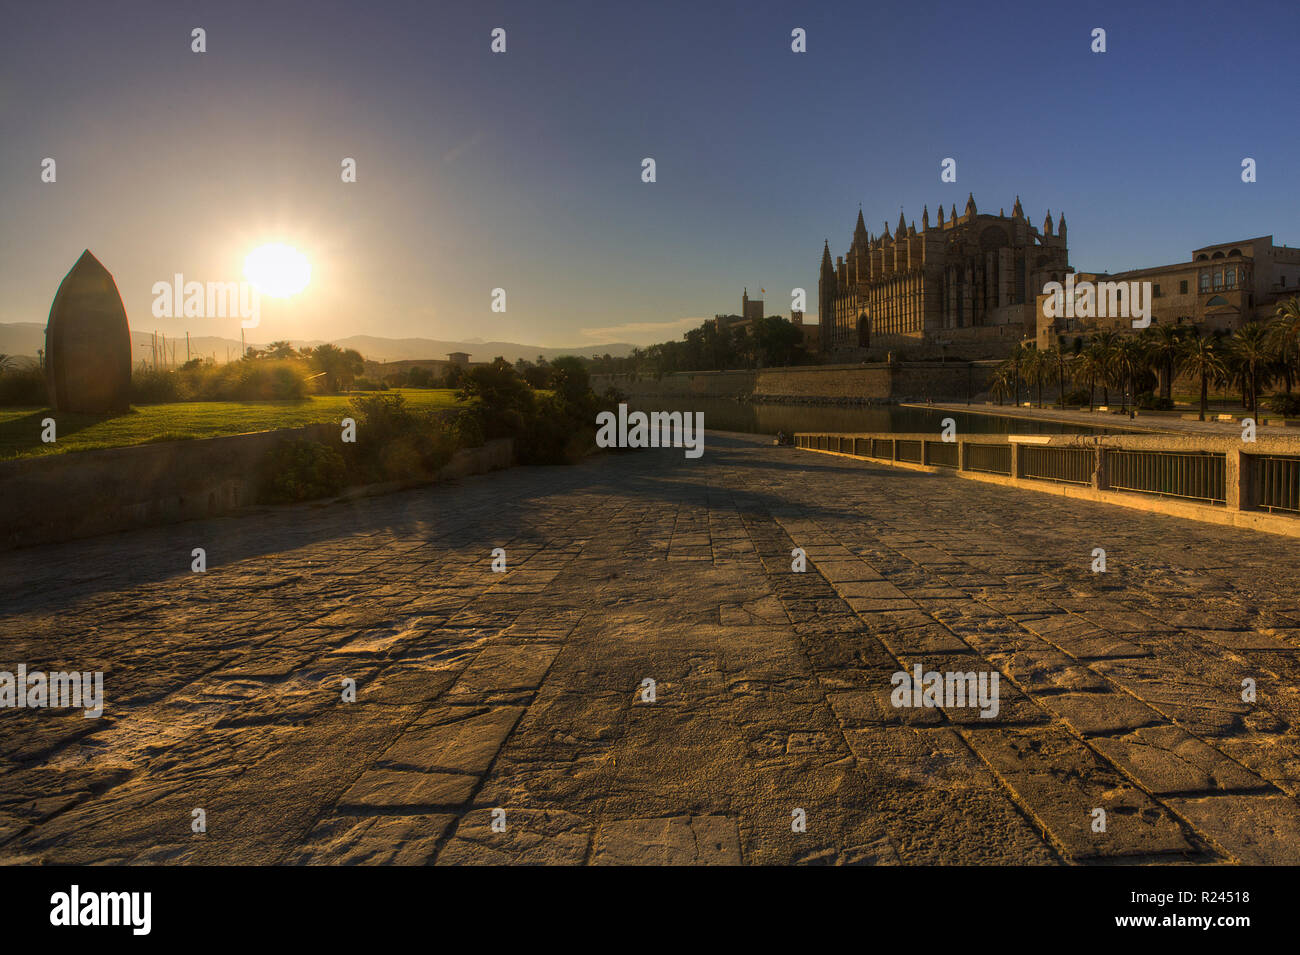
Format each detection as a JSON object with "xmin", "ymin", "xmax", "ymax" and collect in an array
[{"xmin": 0, "ymin": 389, "xmax": 462, "ymax": 460}]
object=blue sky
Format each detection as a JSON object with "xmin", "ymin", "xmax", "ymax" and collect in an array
[{"xmin": 2, "ymin": 0, "xmax": 1297, "ymax": 348}]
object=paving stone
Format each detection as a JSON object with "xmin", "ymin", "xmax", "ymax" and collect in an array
[{"xmin": 5, "ymin": 431, "xmax": 1300, "ymax": 864}]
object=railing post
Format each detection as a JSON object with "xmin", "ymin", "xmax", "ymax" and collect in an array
[
  {"xmin": 1009, "ymin": 441, "xmax": 1022, "ymax": 479},
  {"xmin": 922, "ymin": 440, "xmax": 931, "ymax": 466},
  {"xmin": 958, "ymin": 438, "xmax": 968, "ymax": 472},
  {"xmin": 1092, "ymin": 446, "xmax": 1108, "ymax": 490},
  {"xmin": 1226, "ymin": 449, "xmax": 1247, "ymax": 511}
]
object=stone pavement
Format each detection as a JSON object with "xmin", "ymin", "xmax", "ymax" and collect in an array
[{"xmin": 3, "ymin": 431, "xmax": 1300, "ymax": 865}]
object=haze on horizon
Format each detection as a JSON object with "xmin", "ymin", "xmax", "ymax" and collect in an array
[{"xmin": 2, "ymin": 0, "xmax": 1297, "ymax": 351}]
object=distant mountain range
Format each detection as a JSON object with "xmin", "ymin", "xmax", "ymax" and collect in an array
[{"xmin": 0, "ymin": 323, "xmax": 635, "ymax": 365}]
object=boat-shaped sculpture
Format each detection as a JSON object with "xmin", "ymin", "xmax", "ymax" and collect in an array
[{"xmin": 45, "ymin": 250, "xmax": 132, "ymax": 414}]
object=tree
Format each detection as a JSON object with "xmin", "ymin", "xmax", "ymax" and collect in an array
[
  {"xmin": 989, "ymin": 364, "xmax": 1014, "ymax": 405},
  {"xmin": 1143, "ymin": 324, "xmax": 1183, "ymax": 401},
  {"xmin": 548, "ymin": 355, "xmax": 592, "ymax": 407},
  {"xmin": 1089, "ymin": 331, "xmax": 1118, "ymax": 405},
  {"xmin": 1022, "ymin": 346, "xmax": 1048, "ymax": 408},
  {"xmin": 1181, "ymin": 331, "xmax": 1228, "ymax": 422},
  {"xmin": 1112, "ymin": 338, "xmax": 1146, "ymax": 413},
  {"xmin": 266, "ymin": 340, "xmax": 297, "ymax": 359},
  {"xmin": 308, "ymin": 344, "xmax": 365, "ymax": 392},
  {"xmin": 1074, "ymin": 342, "xmax": 1109, "ymax": 412},
  {"xmin": 1268, "ymin": 295, "xmax": 1300, "ymax": 394},
  {"xmin": 1230, "ymin": 321, "xmax": 1272, "ymax": 413}
]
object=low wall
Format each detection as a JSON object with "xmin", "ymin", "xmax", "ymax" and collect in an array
[
  {"xmin": 595, "ymin": 361, "xmax": 996, "ymax": 403},
  {"xmin": 0, "ymin": 428, "xmax": 515, "ymax": 551}
]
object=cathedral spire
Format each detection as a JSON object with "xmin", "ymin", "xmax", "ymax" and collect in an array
[
  {"xmin": 897, "ymin": 210, "xmax": 908, "ymax": 236},
  {"xmin": 1012, "ymin": 195, "xmax": 1024, "ymax": 219},
  {"xmin": 1043, "ymin": 210, "xmax": 1054, "ymax": 236},
  {"xmin": 937, "ymin": 204, "xmax": 945, "ymax": 226},
  {"xmin": 922, "ymin": 205, "xmax": 930, "ymax": 230},
  {"xmin": 951, "ymin": 203, "xmax": 958, "ymax": 221},
  {"xmin": 965, "ymin": 192, "xmax": 977, "ymax": 217},
  {"xmin": 882, "ymin": 220, "xmax": 891, "ymax": 241}
]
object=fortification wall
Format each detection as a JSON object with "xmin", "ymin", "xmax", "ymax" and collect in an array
[{"xmin": 594, "ymin": 361, "xmax": 996, "ymax": 403}]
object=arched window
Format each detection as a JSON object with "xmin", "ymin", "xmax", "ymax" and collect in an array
[
  {"xmin": 1228, "ymin": 248, "xmax": 1242, "ymax": 257},
  {"xmin": 1211, "ymin": 251, "xmax": 1225, "ymax": 259},
  {"xmin": 1196, "ymin": 254, "xmax": 1209, "ymax": 262}
]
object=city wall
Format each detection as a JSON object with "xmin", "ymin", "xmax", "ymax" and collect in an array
[{"xmin": 594, "ymin": 361, "xmax": 997, "ymax": 403}]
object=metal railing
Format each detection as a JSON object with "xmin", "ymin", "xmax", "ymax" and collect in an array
[
  {"xmin": 926, "ymin": 441, "xmax": 959, "ymax": 469},
  {"xmin": 1252, "ymin": 455, "xmax": 1300, "ymax": 514},
  {"xmin": 1020, "ymin": 446, "xmax": 1094, "ymax": 486},
  {"xmin": 895, "ymin": 439, "xmax": 923, "ymax": 464},
  {"xmin": 1108, "ymin": 450, "xmax": 1226, "ymax": 505},
  {"xmin": 792, "ymin": 431, "xmax": 1300, "ymax": 524},
  {"xmin": 966, "ymin": 442, "xmax": 1012, "ymax": 475}
]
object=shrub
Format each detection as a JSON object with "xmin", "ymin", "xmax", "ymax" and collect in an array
[
  {"xmin": 181, "ymin": 358, "xmax": 308, "ymax": 401},
  {"xmin": 0, "ymin": 365, "xmax": 48, "ymax": 406},
  {"xmin": 344, "ymin": 391, "xmax": 454, "ymax": 482},
  {"xmin": 1063, "ymin": 388, "xmax": 1093, "ymax": 407},
  {"xmin": 1268, "ymin": 393, "xmax": 1300, "ymax": 416},
  {"xmin": 452, "ymin": 409, "xmax": 485, "ymax": 449},
  {"xmin": 130, "ymin": 369, "xmax": 182, "ymax": 404},
  {"xmin": 1136, "ymin": 390, "xmax": 1173, "ymax": 411},
  {"xmin": 261, "ymin": 439, "xmax": 347, "ymax": 502}
]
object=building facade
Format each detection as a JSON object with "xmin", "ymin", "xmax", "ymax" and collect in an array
[
  {"xmin": 1036, "ymin": 235, "xmax": 1300, "ymax": 347},
  {"xmin": 818, "ymin": 195, "xmax": 1071, "ymax": 360}
]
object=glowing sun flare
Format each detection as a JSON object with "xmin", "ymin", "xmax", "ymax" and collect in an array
[{"xmin": 243, "ymin": 243, "xmax": 311, "ymax": 297}]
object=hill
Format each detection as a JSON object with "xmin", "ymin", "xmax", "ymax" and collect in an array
[{"xmin": 0, "ymin": 323, "xmax": 634, "ymax": 365}]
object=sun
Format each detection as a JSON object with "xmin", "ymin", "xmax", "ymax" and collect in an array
[{"xmin": 243, "ymin": 243, "xmax": 311, "ymax": 297}]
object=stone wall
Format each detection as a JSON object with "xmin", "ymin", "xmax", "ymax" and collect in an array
[
  {"xmin": 595, "ymin": 361, "xmax": 996, "ymax": 403},
  {"xmin": 0, "ymin": 428, "xmax": 515, "ymax": 550}
]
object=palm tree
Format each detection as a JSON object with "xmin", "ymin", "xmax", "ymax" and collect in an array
[
  {"xmin": 1181, "ymin": 332, "xmax": 1228, "ymax": 422},
  {"xmin": 266, "ymin": 340, "xmax": 297, "ymax": 360},
  {"xmin": 1268, "ymin": 295, "xmax": 1300, "ymax": 394},
  {"xmin": 991, "ymin": 356, "xmax": 1017, "ymax": 405},
  {"xmin": 1009, "ymin": 342, "xmax": 1032, "ymax": 406},
  {"xmin": 1230, "ymin": 321, "xmax": 1272, "ymax": 414},
  {"xmin": 1052, "ymin": 337, "xmax": 1073, "ymax": 406},
  {"xmin": 1075, "ymin": 340, "xmax": 1110, "ymax": 411},
  {"xmin": 1112, "ymin": 338, "xmax": 1146, "ymax": 413},
  {"xmin": 0, "ymin": 353, "xmax": 14, "ymax": 373},
  {"xmin": 1090, "ymin": 331, "xmax": 1119, "ymax": 405},
  {"xmin": 1021, "ymin": 347, "xmax": 1047, "ymax": 408},
  {"xmin": 993, "ymin": 358, "xmax": 1013, "ymax": 402},
  {"xmin": 1144, "ymin": 324, "xmax": 1183, "ymax": 402}
]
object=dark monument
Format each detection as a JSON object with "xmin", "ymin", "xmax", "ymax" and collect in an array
[{"xmin": 45, "ymin": 250, "xmax": 132, "ymax": 414}]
